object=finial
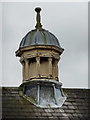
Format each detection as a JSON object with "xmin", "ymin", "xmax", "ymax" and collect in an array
[{"xmin": 35, "ymin": 7, "xmax": 42, "ymax": 29}]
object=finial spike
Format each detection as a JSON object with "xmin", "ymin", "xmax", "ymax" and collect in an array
[{"xmin": 35, "ymin": 7, "xmax": 42, "ymax": 29}]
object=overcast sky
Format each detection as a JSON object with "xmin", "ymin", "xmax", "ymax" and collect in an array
[{"xmin": 2, "ymin": 2, "xmax": 88, "ymax": 88}]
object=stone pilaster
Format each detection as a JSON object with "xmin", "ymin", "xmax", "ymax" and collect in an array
[
  {"xmin": 48, "ymin": 57, "xmax": 52, "ymax": 78},
  {"xmin": 22, "ymin": 61, "xmax": 25, "ymax": 81},
  {"xmin": 25, "ymin": 59, "xmax": 29, "ymax": 80},
  {"xmin": 55, "ymin": 59, "xmax": 59, "ymax": 81},
  {"xmin": 36, "ymin": 56, "xmax": 40, "ymax": 77}
]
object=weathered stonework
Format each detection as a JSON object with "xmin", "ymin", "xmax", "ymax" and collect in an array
[{"xmin": 16, "ymin": 45, "xmax": 63, "ymax": 81}]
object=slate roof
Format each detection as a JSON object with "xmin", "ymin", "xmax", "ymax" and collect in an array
[{"xmin": 1, "ymin": 87, "xmax": 89, "ymax": 120}]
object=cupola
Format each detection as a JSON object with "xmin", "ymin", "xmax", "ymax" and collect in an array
[{"xmin": 16, "ymin": 7, "xmax": 66, "ymax": 108}]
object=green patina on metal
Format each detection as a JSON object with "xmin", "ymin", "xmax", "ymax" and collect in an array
[
  {"xmin": 18, "ymin": 85, "xmax": 37, "ymax": 105},
  {"xmin": 18, "ymin": 86, "xmax": 24, "ymax": 97},
  {"xmin": 46, "ymin": 104, "xmax": 51, "ymax": 108},
  {"xmin": 27, "ymin": 96, "xmax": 37, "ymax": 104},
  {"xmin": 22, "ymin": 94, "xmax": 37, "ymax": 105}
]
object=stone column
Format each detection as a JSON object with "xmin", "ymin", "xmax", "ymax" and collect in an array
[
  {"xmin": 22, "ymin": 61, "xmax": 25, "ymax": 81},
  {"xmin": 48, "ymin": 57, "xmax": 52, "ymax": 78},
  {"xmin": 25, "ymin": 59, "xmax": 29, "ymax": 80},
  {"xmin": 55, "ymin": 59, "xmax": 59, "ymax": 81},
  {"xmin": 36, "ymin": 56, "xmax": 40, "ymax": 77}
]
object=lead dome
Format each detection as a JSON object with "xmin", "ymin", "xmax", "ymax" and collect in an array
[
  {"xmin": 19, "ymin": 7, "xmax": 63, "ymax": 49},
  {"xmin": 19, "ymin": 29, "xmax": 61, "ymax": 48}
]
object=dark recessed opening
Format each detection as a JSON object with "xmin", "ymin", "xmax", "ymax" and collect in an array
[
  {"xmin": 29, "ymin": 57, "xmax": 36, "ymax": 64},
  {"xmin": 40, "ymin": 57, "xmax": 48, "ymax": 64}
]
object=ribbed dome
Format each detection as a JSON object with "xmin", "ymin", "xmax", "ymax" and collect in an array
[{"xmin": 19, "ymin": 29, "xmax": 61, "ymax": 48}]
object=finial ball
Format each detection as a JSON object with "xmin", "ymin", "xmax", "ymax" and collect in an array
[{"xmin": 35, "ymin": 7, "xmax": 41, "ymax": 13}]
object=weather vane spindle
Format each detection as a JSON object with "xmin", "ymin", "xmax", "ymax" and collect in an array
[{"xmin": 35, "ymin": 7, "xmax": 42, "ymax": 29}]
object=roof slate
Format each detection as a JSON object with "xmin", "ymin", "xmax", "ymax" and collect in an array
[{"xmin": 1, "ymin": 87, "xmax": 89, "ymax": 120}]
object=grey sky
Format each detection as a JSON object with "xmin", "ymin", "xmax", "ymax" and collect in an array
[{"xmin": 2, "ymin": 2, "xmax": 88, "ymax": 88}]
